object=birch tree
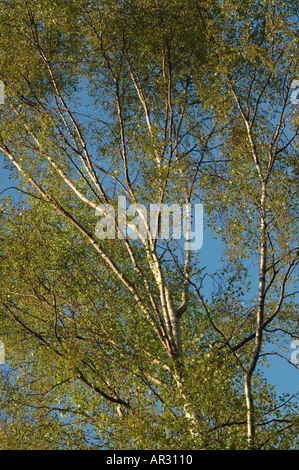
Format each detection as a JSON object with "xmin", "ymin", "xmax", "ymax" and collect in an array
[{"xmin": 0, "ymin": 0, "xmax": 298, "ymax": 449}]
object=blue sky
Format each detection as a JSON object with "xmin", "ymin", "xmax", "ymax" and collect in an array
[
  {"xmin": 1, "ymin": 158, "xmax": 298, "ymax": 400},
  {"xmin": 0, "ymin": 70, "xmax": 298, "ymax": 404}
]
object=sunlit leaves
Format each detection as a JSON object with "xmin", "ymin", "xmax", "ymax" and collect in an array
[{"xmin": 0, "ymin": 0, "xmax": 298, "ymax": 450}]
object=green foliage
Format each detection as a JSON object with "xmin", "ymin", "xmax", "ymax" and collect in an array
[{"xmin": 0, "ymin": 0, "xmax": 298, "ymax": 450}]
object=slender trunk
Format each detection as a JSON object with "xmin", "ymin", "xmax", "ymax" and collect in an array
[
  {"xmin": 244, "ymin": 181, "xmax": 267, "ymax": 448},
  {"xmin": 172, "ymin": 357, "xmax": 202, "ymax": 440}
]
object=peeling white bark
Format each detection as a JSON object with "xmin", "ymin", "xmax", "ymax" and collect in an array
[{"xmin": 244, "ymin": 181, "xmax": 267, "ymax": 448}]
